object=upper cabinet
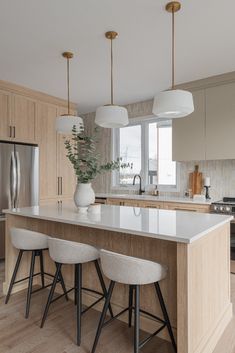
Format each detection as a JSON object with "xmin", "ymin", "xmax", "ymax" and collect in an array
[
  {"xmin": 172, "ymin": 74, "xmax": 235, "ymax": 161},
  {"xmin": 11, "ymin": 94, "xmax": 35, "ymax": 142},
  {"xmin": 172, "ymin": 90, "xmax": 206, "ymax": 161},
  {"xmin": 0, "ymin": 90, "xmax": 11, "ymax": 139},
  {"xmin": 205, "ymin": 82, "xmax": 235, "ymax": 160}
]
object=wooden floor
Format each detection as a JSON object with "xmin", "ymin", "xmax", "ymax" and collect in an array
[{"xmin": 0, "ymin": 262, "xmax": 234, "ymax": 353}]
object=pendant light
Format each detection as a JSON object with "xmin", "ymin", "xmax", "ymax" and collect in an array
[
  {"xmin": 95, "ymin": 31, "xmax": 129, "ymax": 128},
  {"xmin": 56, "ymin": 52, "xmax": 84, "ymax": 134},
  {"xmin": 152, "ymin": 2, "xmax": 194, "ymax": 118}
]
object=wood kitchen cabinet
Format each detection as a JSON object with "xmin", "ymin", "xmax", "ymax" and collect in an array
[
  {"xmin": 11, "ymin": 94, "xmax": 36, "ymax": 142},
  {"xmin": 172, "ymin": 89, "xmax": 206, "ymax": 161},
  {"xmin": 56, "ymin": 108, "xmax": 77, "ymax": 198},
  {"xmin": 36, "ymin": 102, "xmax": 58, "ymax": 200},
  {"xmin": 0, "ymin": 90, "xmax": 11, "ymax": 139},
  {"xmin": 106, "ymin": 197, "xmax": 210, "ymax": 213}
]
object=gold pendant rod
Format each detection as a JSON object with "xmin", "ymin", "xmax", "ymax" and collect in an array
[
  {"xmin": 172, "ymin": 8, "xmax": 175, "ymax": 89},
  {"xmin": 111, "ymin": 38, "xmax": 114, "ymax": 105},
  {"xmin": 67, "ymin": 57, "xmax": 70, "ymax": 114},
  {"xmin": 62, "ymin": 52, "xmax": 74, "ymax": 115}
]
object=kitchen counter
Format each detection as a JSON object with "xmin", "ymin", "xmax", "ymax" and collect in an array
[
  {"xmin": 4, "ymin": 202, "xmax": 231, "ymax": 244},
  {"xmin": 95, "ymin": 192, "xmax": 214, "ymax": 205},
  {"xmin": 4, "ymin": 202, "xmax": 232, "ymax": 353}
]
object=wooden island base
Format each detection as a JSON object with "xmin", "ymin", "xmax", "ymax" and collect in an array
[{"xmin": 4, "ymin": 214, "xmax": 232, "ymax": 353}]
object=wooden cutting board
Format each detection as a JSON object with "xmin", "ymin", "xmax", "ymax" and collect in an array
[{"xmin": 189, "ymin": 165, "xmax": 203, "ymax": 196}]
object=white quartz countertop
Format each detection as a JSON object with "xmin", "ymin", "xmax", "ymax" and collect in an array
[
  {"xmin": 4, "ymin": 202, "xmax": 232, "ymax": 244},
  {"xmin": 95, "ymin": 193, "xmax": 214, "ymax": 205}
]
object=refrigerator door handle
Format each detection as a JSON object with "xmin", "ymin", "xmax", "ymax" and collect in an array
[
  {"xmin": 15, "ymin": 151, "xmax": 21, "ymax": 208},
  {"xmin": 10, "ymin": 151, "xmax": 17, "ymax": 208}
]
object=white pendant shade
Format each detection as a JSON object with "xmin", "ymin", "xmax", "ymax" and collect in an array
[
  {"xmin": 95, "ymin": 105, "xmax": 129, "ymax": 128},
  {"xmin": 152, "ymin": 89, "xmax": 194, "ymax": 118},
  {"xmin": 55, "ymin": 115, "xmax": 84, "ymax": 134}
]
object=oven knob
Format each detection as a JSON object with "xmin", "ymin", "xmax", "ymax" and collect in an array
[
  {"xmin": 225, "ymin": 206, "xmax": 231, "ymax": 212},
  {"xmin": 219, "ymin": 206, "xmax": 224, "ymax": 212},
  {"xmin": 213, "ymin": 205, "xmax": 218, "ymax": 211}
]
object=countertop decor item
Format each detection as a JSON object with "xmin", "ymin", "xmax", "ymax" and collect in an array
[
  {"xmin": 65, "ymin": 126, "xmax": 130, "ymax": 207},
  {"xmin": 152, "ymin": 1, "xmax": 194, "ymax": 118},
  {"xmin": 189, "ymin": 165, "xmax": 203, "ymax": 196},
  {"xmin": 55, "ymin": 52, "xmax": 84, "ymax": 134},
  {"xmin": 95, "ymin": 31, "xmax": 129, "ymax": 128}
]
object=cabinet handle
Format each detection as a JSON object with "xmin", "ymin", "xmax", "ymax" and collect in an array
[
  {"xmin": 9, "ymin": 126, "xmax": 12, "ymax": 138},
  {"xmin": 60, "ymin": 177, "xmax": 63, "ymax": 196},
  {"xmin": 57, "ymin": 177, "xmax": 60, "ymax": 195},
  {"xmin": 13, "ymin": 126, "xmax": 16, "ymax": 138},
  {"xmin": 173, "ymin": 207, "xmax": 196, "ymax": 212}
]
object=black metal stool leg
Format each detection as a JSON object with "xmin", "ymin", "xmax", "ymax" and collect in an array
[
  {"xmin": 5, "ymin": 250, "xmax": 23, "ymax": 304},
  {"xmin": 39, "ymin": 250, "xmax": 45, "ymax": 288},
  {"xmin": 94, "ymin": 259, "xmax": 114, "ymax": 318},
  {"xmin": 40, "ymin": 263, "xmax": 62, "ymax": 328},
  {"xmin": 154, "ymin": 282, "xmax": 177, "ymax": 352},
  {"xmin": 134, "ymin": 285, "xmax": 140, "ymax": 353},
  {"xmin": 128, "ymin": 285, "xmax": 134, "ymax": 327},
  {"xmin": 58, "ymin": 268, "xmax": 68, "ymax": 301},
  {"xmin": 25, "ymin": 250, "xmax": 36, "ymax": 318},
  {"xmin": 91, "ymin": 281, "xmax": 115, "ymax": 353},
  {"xmin": 75, "ymin": 263, "xmax": 82, "ymax": 346}
]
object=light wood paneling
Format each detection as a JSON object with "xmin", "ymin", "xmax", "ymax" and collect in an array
[
  {"xmin": 36, "ymin": 102, "xmax": 58, "ymax": 200},
  {"xmin": 205, "ymin": 82, "xmax": 235, "ymax": 160},
  {"xmin": 177, "ymin": 223, "xmax": 232, "ymax": 353},
  {"xmin": 0, "ymin": 90, "xmax": 11, "ymax": 139},
  {"xmin": 172, "ymin": 90, "xmax": 206, "ymax": 161}
]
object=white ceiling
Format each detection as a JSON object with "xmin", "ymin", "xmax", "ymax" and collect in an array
[{"xmin": 0, "ymin": 0, "xmax": 234, "ymax": 114}]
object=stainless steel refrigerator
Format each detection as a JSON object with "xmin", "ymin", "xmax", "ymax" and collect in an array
[{"xmin": 0, "ymin": 141, "xmax": 39, "ymax": 215}]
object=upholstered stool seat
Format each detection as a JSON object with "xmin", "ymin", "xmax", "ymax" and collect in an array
[
  {"xmin": 41, "ymin": 238, "xmax": 113, "ymax": 347},
  {"xmin": 11, "ymin": 228, "xmax": 49, "ymax": 250},
  {"xmin": 92, "ymin": 249, "xmax": 177, "ymax": 353},
  {"xmin": 48, "ymin": 238, "xmax": 99, "ymax": 264},
  {"xmin": 5, "ymin": 228, "xmax": 68, "ymax": 319},
  {"xmin": 101, "ymin": 250, "xmax": 167, "ymax": 285}
]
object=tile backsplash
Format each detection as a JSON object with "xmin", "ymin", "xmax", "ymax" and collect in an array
[{"xmin": 178, "ymin": 160, "xmax": 235, "ymax": 201}]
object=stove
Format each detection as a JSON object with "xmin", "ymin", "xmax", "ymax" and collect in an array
[{"xmin": 211, "ymin": 197, "xmax": 235, "ymax": 215}]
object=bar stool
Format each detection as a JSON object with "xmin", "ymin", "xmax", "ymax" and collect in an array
[
  {"xmin": 5, "ymin": 228, "xmax": 68, "ymax": 319},
  {"xmin": 40, "ymin": 237, "xmax": 113, "ymax": 346},
  {"xmin": 92, "ymin": 249, "xmax": 177, "ymax": 353}
]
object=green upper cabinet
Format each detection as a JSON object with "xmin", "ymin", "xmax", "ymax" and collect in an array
[{"xmin": 172, "ymin": 89, "xmax": 206, "ymax": 161}]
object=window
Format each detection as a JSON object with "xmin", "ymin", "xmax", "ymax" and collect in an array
[{"xmin": 112, "ymin": 117, "xmax": 178, "ymax": 190}]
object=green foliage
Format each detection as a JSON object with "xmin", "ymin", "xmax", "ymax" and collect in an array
[{"xmin": 65, "ymin": 125, "xmax": 131, "ymax": 183}]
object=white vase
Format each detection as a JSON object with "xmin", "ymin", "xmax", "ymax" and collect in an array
[{"xmin": 74, "ymin": 183, "xmax": 95, "ymax": 208}]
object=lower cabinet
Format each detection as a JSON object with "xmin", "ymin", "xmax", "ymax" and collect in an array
[{"xmin": 106, "ymin": 198, "xmax": 210, "ymax": 213}]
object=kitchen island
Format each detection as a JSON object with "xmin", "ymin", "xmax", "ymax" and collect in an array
[{"xmin": 4, "ymin": 202, "xmax": 233, "ymax": 353}]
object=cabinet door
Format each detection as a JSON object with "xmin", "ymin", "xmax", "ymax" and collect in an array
[
  {"xmin": 56, "ymin": 108, "xmax": 76, "ymax": 198},
  {"xmin": 172, "ymin": 90, "xmax": 206, "ymax": 161},
  {"xmin": 205, "ymin": 83, "xmax": 235, "ymax": 160},
  {"xmin": 0, "ymin": 90, "xmax": 11, "ymax": 139},
  {"xmin": 36, "ymin": 102, "xmax": 58, "ymax": 200},
  {"xmin": 12, "ymin": 94, "xmax": 35, "ymax": 141}
]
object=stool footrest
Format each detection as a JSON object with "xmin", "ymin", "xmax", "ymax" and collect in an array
[
  {"xmin": 139, "ymin": 323, "xmax": 166, "ymax": 349},
  {"xmin": 103, "ymin": 306, "xmax": 130, "ymax": 328}
]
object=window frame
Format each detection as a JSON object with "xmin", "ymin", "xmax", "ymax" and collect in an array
[{"xmin": 111, "ymin": 115, "xmax": 180, "ymax": 192}]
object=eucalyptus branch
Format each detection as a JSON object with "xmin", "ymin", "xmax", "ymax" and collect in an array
[{"xmin": 65, "ymin": 125, "xmax": 131, "ymax": 184}]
